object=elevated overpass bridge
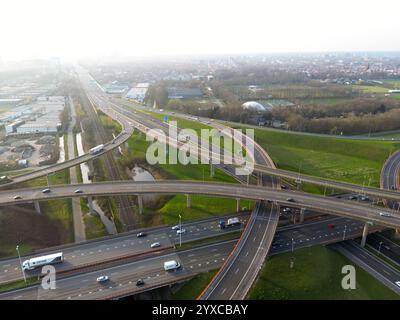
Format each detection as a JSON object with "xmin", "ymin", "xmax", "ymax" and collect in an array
[
  {"xmin": 2, "ymin": 180, "xmax": 400, "ymax": 229},
  {"xmin": 2, "ymin": 68, "xmax": 400, "ymax": 300}
]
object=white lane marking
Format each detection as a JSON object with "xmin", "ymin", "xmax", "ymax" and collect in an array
[{"xmin": 383, "ymin": 269, "xmax": 391, "ymax": 276}]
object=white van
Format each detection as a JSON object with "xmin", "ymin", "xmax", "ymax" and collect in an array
[{"xmin": 163, "ymin": 260, "xmax": 180, "ymax": 271}]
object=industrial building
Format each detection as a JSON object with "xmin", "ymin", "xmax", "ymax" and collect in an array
[
  {"xmin": 5, "ymin": 120, "xmax": 25, "ymax": 134},
  {"xmin": 104, "ymin": 82, "xmax": 129, "ymax": 94},
  {"xmin": 167, "ymin": 87, "xmax": 204, "ymax": 99},
  {"xmin": 16, "ymin": 121, "xmax": 60, "ymax": 134},
  {"xmin": 0, "ymin": 105, "xmax": 33, "ymax": 124},
  {"xmin": 126, "ymin": 83, "xmax": 149, "ymax": 102},
  {"xmin": 3, "ymin": 96, "xmax": 65, "ymax": 136}
]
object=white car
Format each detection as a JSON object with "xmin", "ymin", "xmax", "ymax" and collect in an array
[
  {"xmin": 379, "ymin": 212, "xmax": 392, "ymax": 217},
  {"xmin": 96, "ymin": 275, "xmax": 109, "ymax": 283},
  {"xmin": 74, "ymin": 189, "xmax": 83, "ymax": 194},
  {"xmin": 176, "ymin": 229, "xmax": 186, "ymax": 235},
  {"xmin": 42, "ymin": 188, "xmax": 51, "ymax": 194},
  {"xmin": 151, "ymin": 242, "xmax": 161, "ymax": 248},
  {"xmin": 13, "ymin": 195, "xmax": 22, "ymax": 200},
  {"xmin": 171, "ymin": 225, "xmax": 180, "ymax": 230},
  {"xmin": 395, "ymin": 281, "xmax": 400, "ymax": 287}
]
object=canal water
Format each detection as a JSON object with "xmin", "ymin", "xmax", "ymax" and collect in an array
[
  {"xmin": 76, "ymin": 132, "xmax": 117, "ymax": 235},
  {"xmin": 131, "ymin": 166, "xmax": 157, "ymax": 204},
  {"xmin": 57, "ymin": 135, "xmax": 65, "ymax": 163}
]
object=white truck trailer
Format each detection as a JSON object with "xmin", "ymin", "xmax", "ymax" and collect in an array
[
  {"xmin": 89, "ymin": 144, "xmax": 104, "ymax": 155},
  {"xmin": 22, "ymin": 252, "xmax": 64, "ymax": 271}
]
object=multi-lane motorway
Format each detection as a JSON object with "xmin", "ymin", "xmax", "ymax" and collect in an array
[
  {"xmin": 2, "ymin": 67, "xmax": 400, "ymax": 300},
  {"xmin": 0, "ymin": 214, "xmax": 249, "ymax": 285},
  {"xmin": 0, "ymin": 214, "xmax": 380, "ymax": 300},
  {"xmin": 381, "ymin": 150, "xmax": 400, "ymax": 209},
  {"xmin": 332, "ymin": 240, "xmax": 400, "ymax": 294}
]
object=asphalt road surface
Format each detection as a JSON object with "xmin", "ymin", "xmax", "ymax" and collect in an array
[
  {"xmin": 0, "ymin": 214, "xmax": 248, "ymax": 285},
  {"xmin": 332, "ymin": 240, "xmax": 400, "ymax": 295}
]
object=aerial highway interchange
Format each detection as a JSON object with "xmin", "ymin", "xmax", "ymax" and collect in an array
[{"xmin": 1, "ymin": 68, "xmax": 400, "ymax": 300}]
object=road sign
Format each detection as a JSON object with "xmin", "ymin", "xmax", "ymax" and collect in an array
[{"xmin": 164, "ymin": 115, "xmax": 169, "ymax": 122}]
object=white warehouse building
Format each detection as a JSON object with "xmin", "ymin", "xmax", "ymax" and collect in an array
[
  {"xmin": 16, "ymin": 122, "xmax": 60, "ymax": 134},
  {"xmin": 126, "ymin": 83, "xmax": 149, "ymax": 102}
]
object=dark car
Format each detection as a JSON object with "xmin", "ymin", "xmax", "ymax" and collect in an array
[
  {"xmin": 136, "ymin": 279, "xmax": 145, "ymax": 286},
  {"xmin": 286, "ymin": 198, "xmax": 295, "ymax": 202},
  {"xmin": 136, "ymin": 232, "xmax": 146, "ymax": 238},
  {"xmin": 280, "ymin": 185, "xmax": 288, "ymax": 189}
]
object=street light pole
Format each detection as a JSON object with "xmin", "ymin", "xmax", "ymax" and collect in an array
[
  {"xmin": 378, "ymin": 241, "xmax": 383, "ymax": 256},
  {"xmin": 343, "ymin": 225, "xmax": 347, "ymax": 241},
  {"xmin": 16, "ymin": 245, "xmax": 26, "ymax": 283},
  {"xmin": 290, "ymin": 237, "xmax": 295, "ymax": 269},
  {"xmin": 179, "ymin": 214, "xmax": 182, "ymax": 248}
]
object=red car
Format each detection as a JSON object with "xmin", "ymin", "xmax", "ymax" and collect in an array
[{"xmin": 328, "ymin": 224, "xmax": 335, "ymax": 229}]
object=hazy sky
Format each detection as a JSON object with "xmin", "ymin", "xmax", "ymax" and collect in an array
[{"xmin": 1, "ymin": 0, "xmax": 400, "ymax": 61}]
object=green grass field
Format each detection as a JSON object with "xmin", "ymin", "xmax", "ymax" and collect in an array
[
  {"xmin": 126, "ymin": 130, "xmax": 252, "ymax": 224},
  {"xmin": 249, "ymin": 246, "xmax": 399, "ymax": 300},
  {"xmin": 83, "ymin": 214, "xmax": 108, "ymax": 239},
  {"xmin": 172, "ymin": 270, "xmax": 218, "ymax": 300},
  {"xmin": 231, "ymin": 124, "xmax": 399, "ymax": 187},
  {"xmin": 160, "ymin": 195, "xmax": 252, "ymax": 225},
  {"xmin": 0, "ymin": 277, "xmax": 38, "ymax": 293},
  {"xmin": 352, "ymin": 85, "xmax": 390, "ymax": 94}
]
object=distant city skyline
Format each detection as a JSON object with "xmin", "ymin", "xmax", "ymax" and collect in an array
[{"xmin": 1, "ymin": 0, "xmax": 400, "ymax": 62}]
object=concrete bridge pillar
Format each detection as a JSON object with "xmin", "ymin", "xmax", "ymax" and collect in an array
[
  {"xmin": 394, "ymin": 229, "xmax": 400, "ymax": 239},
  {"xmin": 186, "ymin": 194, "xmax": 192, "ymax": 208},
  {"xmin": 210, "ymin": 163, "xmax": 215, "ymax": 178},
  {"xmin": 236, "ymin": 198, "xmax": 240, "ymax": 212},
  {"xmin": 246, "ymin": 174, "xmax": 250, "ymax": 185},
  {"xmin": 137, "ymin": 195, "xmax": 144, "ymax": 214},
  {"xmin": 34, "ymin": 200, "xmax": 41, "ymax": 214},
  {"xmin": 361, "ymin": 222, "xmax": 370, "ymax": 247},
  {"xmin": 46, "ymin": 174, "xmax": 51, "ymax": 187},
  {"xmin": 87, "ymin": 159, "xmax": 94, "ymax": 178},
  {"xmin": 299, "ymin": 208, "xmax": 306, "ymax": 223},
  {"xmin": 87, "ymin": 196, "xmax": 95, "ymax": 215},
  {"xmin": 257, "ymin": 173, "xmax": 262, "ymax": 186}
]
